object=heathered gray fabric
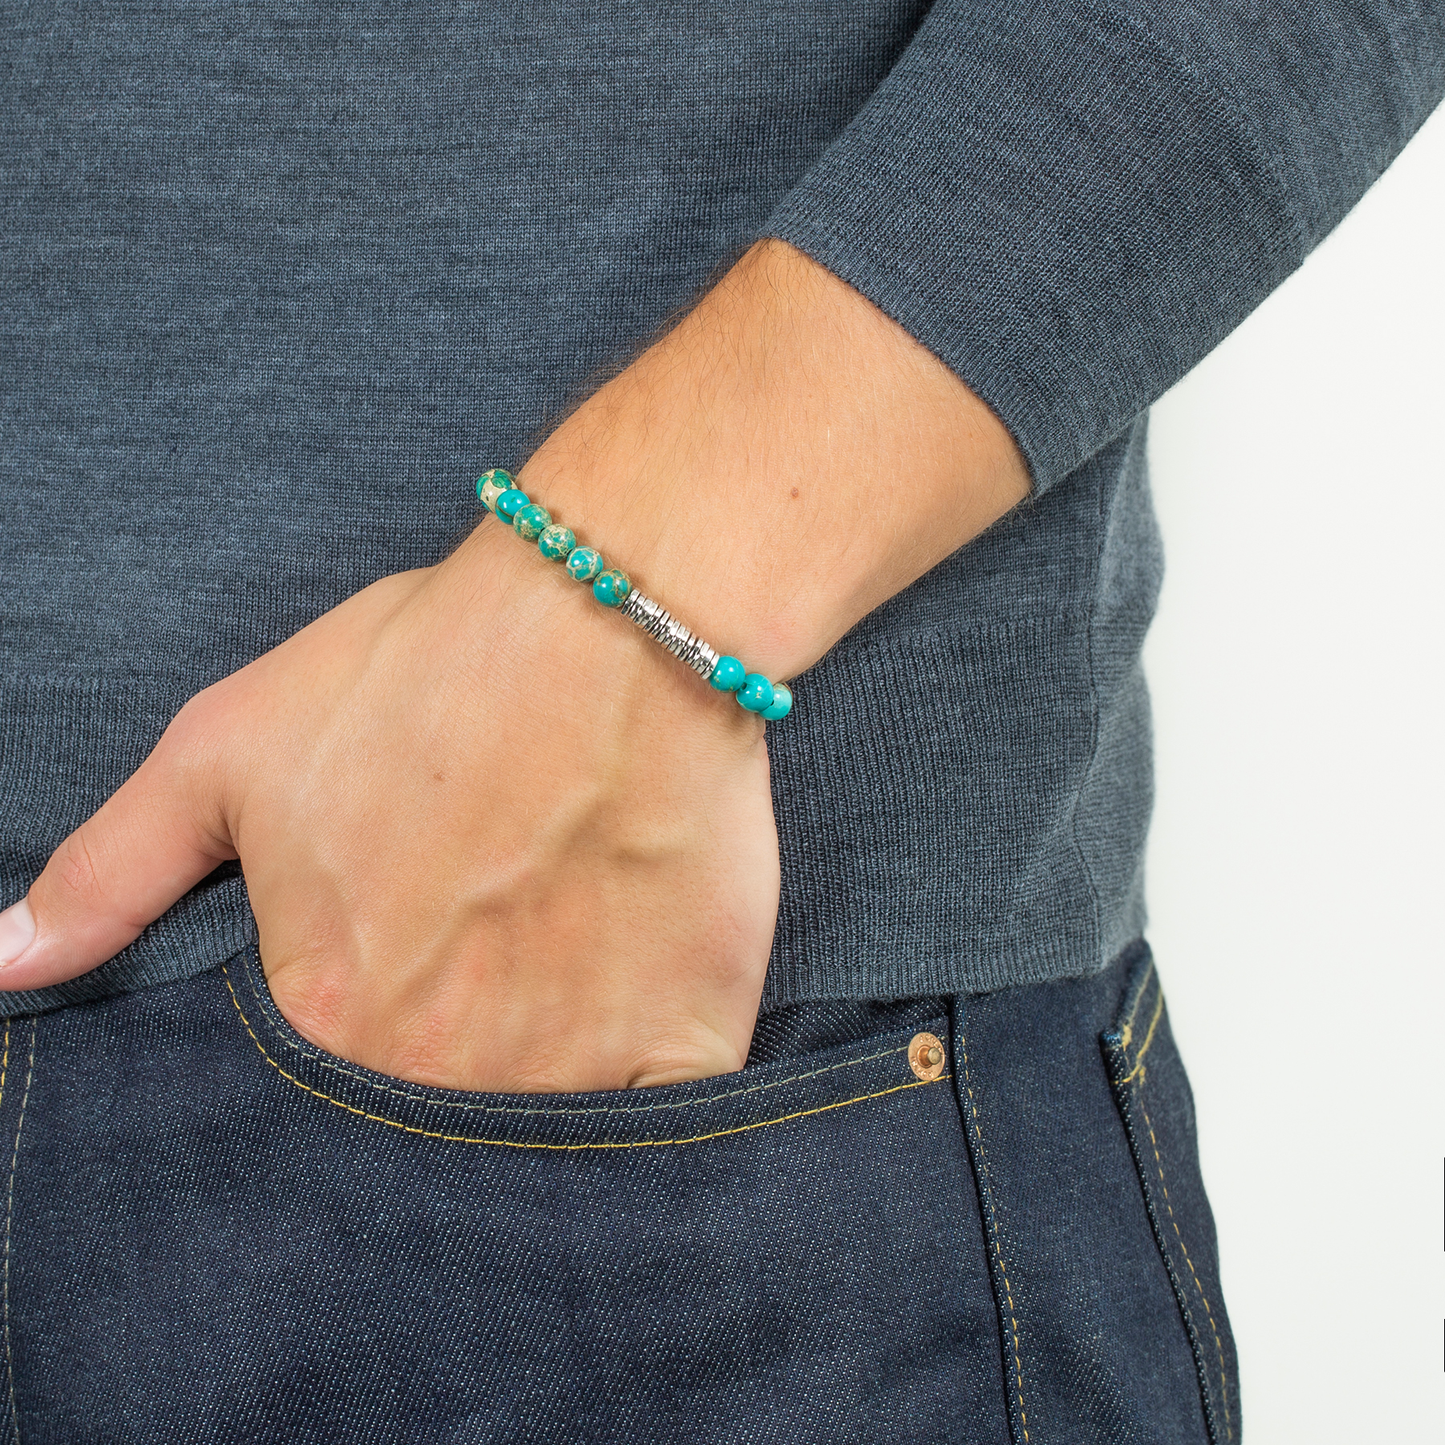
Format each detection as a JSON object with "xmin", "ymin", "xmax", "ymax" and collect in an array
[{"xmin": 1, "ymin": 3, "xmax": 1441, "ymax": 1014}]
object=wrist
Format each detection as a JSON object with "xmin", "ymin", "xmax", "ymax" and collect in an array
[
  {"xmin": 511, "ymin": 451, "xmax": 823, "ymax": 684},
  {"xmin": 508, "ymin": 239, "xmax": 1028, "ymax": 682},
  {"xmin": 443, "ymin": 508, "xmax": 769, "ymax": 741}
]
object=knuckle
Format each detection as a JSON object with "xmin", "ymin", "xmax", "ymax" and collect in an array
[
  {"xmin": 47, "ymin": 828, "xmax": 146, "ymax": 935},
  {"xmin": 505, "ymin": 1059, "xmax": 587, "ymax": 1095},
  {"xmin": 46, "ymin": 826, "xmax": 141, "ymax": 927},
  {"xmin": 52, "ymin": 830, "xmax": 102, "ymax": 903},
  {"xmin": 265, "ymin": 961, "xmax": 347, "ymax": 1048},
  {"xmin": 625, "ymin": 1034, "xmax": 745, "ymax": 1090}
]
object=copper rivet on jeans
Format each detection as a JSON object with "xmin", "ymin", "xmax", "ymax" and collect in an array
[{"xmin": 908, "ymin": 1032, "xmax": 946, "ymax": 1082}]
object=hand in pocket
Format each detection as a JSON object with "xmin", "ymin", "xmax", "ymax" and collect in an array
[{"xmin": 0, "ymin": 519, "xmax": 781, "ymax": 1093}]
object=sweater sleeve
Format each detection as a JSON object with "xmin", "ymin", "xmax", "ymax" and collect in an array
[{"xmin": 764, "ymin": 0, "xmax": 1444, "ymax": 493}]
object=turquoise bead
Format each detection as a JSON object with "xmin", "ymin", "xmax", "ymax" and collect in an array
[
  {"xmin": 537, "ymin": 523, "xmax": 576, "ymax": 559},
  {"xmin": 761, "ymin": 682, "xmax": 793, "ymax": 720},
  {"xmin": 512, "ymin": 502, "xmax": 552, "ymax": 540},
  {"xmin": 592, "ymin": 569, "xmax": 632, "ymax": 607},
  {"xmin": 737, "ymin": 674, "xmax": 775, "ymax": 713},
  {"xmin": 495, "ymin": 488, "xmax": 529, "ymax": 521},
  {"xmin": 709, "ymin": 656, "xmax": 746, "ymax": 692},
  {"xmin": 476, "ymin": 469, "xmax": 514, "ymax": 508},
  {"xmin": 566, "ymin": 546, "xmax": 604, "ymax": 582}
]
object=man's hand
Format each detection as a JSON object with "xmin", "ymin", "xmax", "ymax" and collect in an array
[
  {"xmin": 0, "ymin": 240, "xmax": 1027, "ymax": 1090},
  {"xmin": 0, "ymin": 520, "xmax": 778, "ymax": 1090}
]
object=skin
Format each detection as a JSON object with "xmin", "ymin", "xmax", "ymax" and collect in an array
[{"xmin": 0, "ymin": 240, "xmax": 1030, "ymax": 1091}]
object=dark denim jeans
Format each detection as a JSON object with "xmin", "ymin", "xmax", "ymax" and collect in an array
[{"xmin": 0, "ymin": 941, "xmax": 1234, "ymax": 1443}]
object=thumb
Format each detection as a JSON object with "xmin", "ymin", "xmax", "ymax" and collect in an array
[{"xmin": 0, "ymin": 699, "xmax": 238, "ymax": 990}]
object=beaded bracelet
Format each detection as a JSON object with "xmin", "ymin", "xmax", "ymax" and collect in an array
[{"xmin": 475, "ymin": 469, "xmax": 793, "ymax": 721}]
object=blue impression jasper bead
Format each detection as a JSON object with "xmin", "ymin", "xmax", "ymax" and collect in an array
[
  {"xmin": 760, "ymin": 681, "xmax": 793, "ymax": 720},
  {"xmin": 709, "ymin": 656, "xmax": 746, "ymax": 692},
  {"xmin": 736, "ymin": 673, "xmax": 775, "ymax": 713},
  {"xmin": 494, "ymin": 488, "xmax": 529, "ymax": 522},
  {"xmin": 512, "ymin": 502, "xmax": 552, "ymax": 540},
  {"xmin": 476, "ymin": 469, "xmax": 514, "ymax": 509},
  {"xmin": 566, "ymin": 546, "xmax": 604, "ymax": 582},
  {"xmin": 592, "ymin": 569, "xmax": 632, "ymax": 607},
  {"xmin": 537, "ymin": 523, "xmax": 576, "ymax": 560}
]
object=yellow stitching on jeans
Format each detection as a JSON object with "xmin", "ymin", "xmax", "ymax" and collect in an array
[
  {"xmin": 1118, "ymin": 959, "xmax": 1156, "ymax": 1053},
  {"xmin": 960, "ymin": 1030, "xmax": 1030, "ymax": 1445},
  {"xmin": 233, "ymin": 962, "xmax": 913, "ymax": 1119},
  {"xmin": 1137, "ymin": 1081, "xmax": 1232, "ymax": 1442},
  {"xmin": 225, "ymin": 971, "xmax": 944, "ymax": 1147},
  {"xmin": 1118, "ymin": 988, "xmax": 1165, "ymax": 1084},
  {"xmin": 3, "ymin": 1022, "xmax": 33, "ymax": 1445}
]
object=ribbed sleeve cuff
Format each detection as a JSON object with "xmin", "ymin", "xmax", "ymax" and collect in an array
[{"xmin": 765, "ymin": 0, "xmax": 1304, "ymax": 493}]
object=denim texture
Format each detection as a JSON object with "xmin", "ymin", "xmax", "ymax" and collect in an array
[
  {"xmin": 0, "ymin": 940, "xmax": 1231, "ymax": 1443},
  {"xmin": 1, "ymin": 4, "xmax": 1439, "ymax": 1013},
  {"xmin": 961, "ymin": 942, "xmax": 1237, "ymax": 1444}
]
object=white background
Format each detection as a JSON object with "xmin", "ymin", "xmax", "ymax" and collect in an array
[{"xmin": 1145, "ymin": 105, "xmax": 1445, "ymax": 1439}]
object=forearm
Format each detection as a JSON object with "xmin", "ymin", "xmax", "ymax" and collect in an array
[{"xmin": 458, "ymin": 240, "xmax": 1030, "ymax": 682}]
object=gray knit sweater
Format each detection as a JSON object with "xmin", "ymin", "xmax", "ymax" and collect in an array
[{"xmin": 2, "ymin": 2, "xmax": 1441, "ymax": 1013}]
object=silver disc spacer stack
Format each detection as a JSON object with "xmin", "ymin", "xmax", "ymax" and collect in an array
[{"xmin": 618, "ymin": 589, "xmax": 720, "ymax": 679}]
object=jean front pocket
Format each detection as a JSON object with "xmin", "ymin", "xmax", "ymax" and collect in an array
[
  {"xmin": 1102, "ymin": 953, "xmax": 1240, "ymax": 1445},
  {"xmin": 9, "ymin": 949, "xmax": 1013, "ymax": 1444},
  {"xmin": 224, "ymin": 947, "xmax": 953, "ymax": 1152}
]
